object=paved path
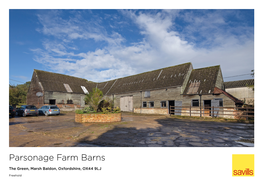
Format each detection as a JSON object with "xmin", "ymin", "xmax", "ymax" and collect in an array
[{"xmin": 9, "ymin": 112, "xmax": 254, "ymax": 147}]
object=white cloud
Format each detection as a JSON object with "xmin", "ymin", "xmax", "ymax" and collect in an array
[{"xmin": 32, "ymin": 10, "xmax": 254, "ymax": 82}]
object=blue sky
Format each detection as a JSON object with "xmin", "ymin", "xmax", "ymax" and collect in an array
[{"xmin": 9, "ymin": 9, "xmax": 254, "ymax": 85}]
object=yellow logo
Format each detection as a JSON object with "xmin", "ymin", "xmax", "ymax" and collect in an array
[{"xmin": 232, "ymin": 154, "xmax": 254, "ymax": 176}]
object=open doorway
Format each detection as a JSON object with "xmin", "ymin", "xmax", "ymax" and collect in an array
[
  {"xmin": 204, "ymin": 100, "xmax": 211, "ymax": 116},
  {"xmin": 168, "ymin": 100, "xmax": 175, "ymax": 115}
]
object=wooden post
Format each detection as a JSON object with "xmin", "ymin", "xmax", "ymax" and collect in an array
[
  {"xmin": 199, "ymin": 94, "xmax": 202, "ymax": 117},
  {"xmin": 246, "ymin": 107, "xmax": 248, "ymax": 120},
  {"xmin": 190, "ymin": 105, "xmax": 191, "ymax": 117}
]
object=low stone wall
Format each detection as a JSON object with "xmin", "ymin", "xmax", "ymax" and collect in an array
[
  {"xmin": 134, "ymin": 108, "xmax": 168, "ymax": 115},
  {"xmin": 75, "ymin": 113, "xmax": 122, "ymax": 123}
]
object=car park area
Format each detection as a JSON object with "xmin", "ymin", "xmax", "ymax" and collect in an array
[{"xmin": 9, "ymin": 112, "xmax": 254, "ymax": 147}]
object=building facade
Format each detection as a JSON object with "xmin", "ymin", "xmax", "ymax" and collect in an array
[
  {"xmin": 224, "ymin": 79, "xmax": 254, "ymax": 106},
  {"xmin": 27, "ymin": 62, "xmax": 249, "ymax": 117}
]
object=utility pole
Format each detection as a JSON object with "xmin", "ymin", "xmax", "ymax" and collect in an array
[{"xmin": 199, "ymin": 94, "xmax": 202, "ymax": 117}]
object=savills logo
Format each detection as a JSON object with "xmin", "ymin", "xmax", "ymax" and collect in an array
[
  {"xmin": 232, "ymin": 154, "xmax": 254, "ymax": 177},
  {"xmin": 233, "ymin": 168, "xmax": 253, "ymax": 176}
]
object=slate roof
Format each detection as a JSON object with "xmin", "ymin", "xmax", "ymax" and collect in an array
[
  {"xmin": 224, "ymin": 79, "xmax": 254, "ymax": 89},
  {"xmin": 96, "ymin": 62, "xmax": 192, "ymax": 95},
  {"xmin": 183, "ymin": 65, "xmax": 220, "ymax": 95},
  {"xmin": 34, "ymin": 69, "xmax": 91, "ymax": 94}
]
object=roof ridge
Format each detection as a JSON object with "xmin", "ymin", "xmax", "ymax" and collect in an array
[
  {"xmin": 225, "ymin": 79, "xmax": 254, "ymax": 83},
  {"xmin": 34, "ymin": 69, "xmax": 88, "ymax": 81},
  {"xmin": 94, "ymin": 62, "xmax": 192, "ymax": 83},
  {"xmin": 192, "ymin": 65, "xmax": 220, "ymax": 71}
]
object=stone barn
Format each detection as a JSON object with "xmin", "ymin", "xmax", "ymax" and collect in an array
[
  {"xmin": 27, "ymin": 69, "xmax": 91, "ymax": 109},
  {"xmin": 224, "ymin": 79, "xmax": 254, "ymax": 106},
  {"xmin": 27, "ymin": 62, "xmax": 246, "ymax": 118}
]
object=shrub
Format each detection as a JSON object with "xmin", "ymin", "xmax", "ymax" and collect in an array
[
  {"xmin": 83, "ymin": 106, "xmax": 94, "ymax": 113},
  {"xmin": 102, "ymin": 106, "xmax": 112, "ymax": 114},
  {"xmin": 113, "ymin": 107, "xmax": 121, "ymax": 113},
  {"xmin": 84, "ymin": 88, "xmax": 103, "ymax": 112},
  {"xmin": 75, "ymin": 109, "xmax": 84, "ymax": 114}
]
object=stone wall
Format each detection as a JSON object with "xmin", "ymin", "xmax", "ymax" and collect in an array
[
  {"xmin": 44, "ymin": 91, "xmax": 86, "ymax": 107},
  {"xmin": 104, "ymin": 87, "xmax": 183, "ymax": 110},
  {"xmin": 225, "ymin": 87, "xmax": 254, "ymax": 105},
  {"xmin": 134, "ymin": 108, "xmax": 168, "ymax": 115},
  {"xmin": 27, "ymin": 71, "xmax": 44, "ymax": 107},
  {"xmin": 75, "ymin": 113, "xmax": 122, "ymax": 123}
]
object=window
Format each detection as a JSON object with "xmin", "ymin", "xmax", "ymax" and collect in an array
[
  {"xmin": 149, "ymin": 101, "xmax": 154, "ymax": 108},
  {"xmin": 50, "ymin": 106, "xmax": 59, "ymax": 109},
  {"xmin": 142, "ymin": 102, "xmax": 147, "ymax": 108},
  {"xmin": 219, "ymin": 100, "xmax": 223, "ymax": 107},
  {"xmin": 49, "ymin": 99, "xmax": 56, "ymax": 105},
  {"xmin": 192, "ymin": 99, "xmax": 199, "ymax": 107},
  {"xmin": 160, "ymin": 101, "xmax": 166, "ymax": 108},
  {"xmin": 81, "ymin": 86, "xmax": 89, "ymax": 94},
  {"xmin": 144, "ymin": 91, "xmax": 150, "ymax": 98},
  {"xmin": 67, "ymin": 99, "xmax": 73, "ymax": 104},
  {"xmin": 214, "ymin": 98, "xmax": 223, "ymax": 107},
  {"xmin": 26, "ymin": 105, "xmax": 37, "ymax": 109}
]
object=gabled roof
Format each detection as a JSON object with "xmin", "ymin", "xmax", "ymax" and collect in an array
[
  {"xmin": 98, "ymin": 62, "xmax": 192, "ymax": 95},
  {"xmin": 224, "ymin": 79, "xmax": 254, "ymax": 89},
  {"xmin": 34, "ymin": 69, "xmax": 91, "ymax": 94},
  {"xmin": 34, "ymin": 62, "xmax": 192, "ymax": 95},
  {"xmin": 183, "ymin": 65, "xmax": 220, "ymax": 95}
]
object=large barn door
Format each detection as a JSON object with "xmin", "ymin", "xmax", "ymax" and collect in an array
[{"xmin": 120, "ymin": 96, "xmax": 133, "ymax": 112}]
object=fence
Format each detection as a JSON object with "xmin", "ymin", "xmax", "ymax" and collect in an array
[{"xmin": 170, "ymin": 105, "xmax": 254, "ymax": 120}]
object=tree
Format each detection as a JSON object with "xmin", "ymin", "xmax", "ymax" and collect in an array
[
  {"xmin": 9, "ymin": 81, "xmax": 31, "ymax": 105},
  {"xmin": 84, "ymin": 88, "xmax": 103, "ymax": 112}
]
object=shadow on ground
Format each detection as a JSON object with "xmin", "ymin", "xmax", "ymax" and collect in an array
[{"xmin": 74, "ymin": 116, "xmax": 254, "ymax": 147}]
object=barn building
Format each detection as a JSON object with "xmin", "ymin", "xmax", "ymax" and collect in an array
[
  {"xmin": 224, "ymin": 79, "xmax": 254, "ymax": 106},
  {"xmin": 27, "ymin": 62, "xmax": 249, "ymax": 117},
  {"xmin": 27, "ymin": 69, "xmax": 92, "ymax": 109}
]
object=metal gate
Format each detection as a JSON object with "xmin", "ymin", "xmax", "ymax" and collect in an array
[{"xmin": 120, "ymin": 96, "xmax": 133, "ymax": 112}]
